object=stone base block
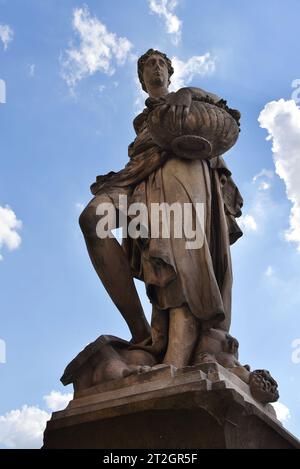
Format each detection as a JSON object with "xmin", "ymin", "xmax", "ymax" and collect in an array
[{"xmin": 43, "ymin": 363, "xmax": 300, "ymax": 449}]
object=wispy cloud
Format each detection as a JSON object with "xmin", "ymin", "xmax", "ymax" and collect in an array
[
  {"xmin": 264, "ymin": 265, "xmax": 275, "ymax": 277},
  {"xmin": 170, "ymin": 53, "xmax": 216, "ymax": 91},
  {"xmin": 28, "ymin": 64, "xmax": 36, "ymax": 78},
  {"xmin": 75, "ymin": 202, "xmax": 85, "ymax": 211},
  {"xmin": 253, "ymin": 168, "xmax": 274, "ymax": 191},
  {"xmin": 259, "ymin": 99, "xmax": 300, "ymax": 251},
  {"xmin": 61, "ymin": 6, "xmax": 133, "ymax": 89},
  {"xmin": 148, "ymin": 0, "xmax": 182, "ymax": 45},
  {"xmin": 97, "ymin": 84, "xmax": 106, "ymax": 93},
  {"xmin": 238, "ymin": 214, "xmax": 258, "ymax": 232},
  {"xmin": 0, "ymin": 24, "xmax": 13, "ymax": 51},
  {"xmin": 235, "ymin": 172, "xmax": 281, "ymax": 238},
  {"xmin": 253, "ymin": 169, "xmax": 274, "ymax": 183},
  {"xmin": 0, "ymin": 205, "xmax": 22, "ymax": 261}
]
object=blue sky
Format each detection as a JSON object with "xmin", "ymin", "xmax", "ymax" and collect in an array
[{"xmin": 0, "ymin": 0, "xmax": 300, "ymax": 448}]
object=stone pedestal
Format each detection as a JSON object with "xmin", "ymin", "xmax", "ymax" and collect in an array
[{"xmin": 43, "ymin": 363, "xmax": 300, "ymax": 449}]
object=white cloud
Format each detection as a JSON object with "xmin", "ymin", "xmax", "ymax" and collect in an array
[
  {"xmin": 253, "ymin": 169, "xmax": 274, "ymax": 183},
  {"xmin": 97, "ymin": 84, "xmax": 106, "ymax": 93},
  {"xmin": 258, "ymin": 99, "xmax": 300, "ymax": 251},
  {"xmin": 133, "ymin": 74, "xmax": 148, "ymax": 113},
  {"xmin": 0, "ymin": 391, "xmax": 72, "ymax": 449},
  {"xmin": 43, "ymin": 391, "xmax": 72, "ymax": 412},
  {"xmin": 264, "ymin": 265, "xmax": 274, "ymax": 277},
  {"xmin": 253, "ymin": 169, "xmax": 274, "ymax": 191},
  {"xmin": 259, "ymin": 181, "xmax": 270, "ymax": 191},
  {"xmin": 170, "ymin": 53, "xmax": 216, "ymax": 91},
  {"xmin": 0, "ymin": 405, "xmax": 50, "ymax": 449},
  {"xmin": 238, "ymin": 214, "xmax": 257, "ymax": 232},
  {"xmin": 28, "ymin": 64, "xmax": 36, "ymax": 77},
  {"xmin": 148, "ymin": 0, "xmax": 182, "ymax": 45},
  {"xmin": 238, "ymin": 172, "xmax": 283, "ymax": 239},
  {"xmin": 272, "ymin": 402, "xmax": 291, "ymax": 424},
  {"xmin": 0, "ymin": 24, "xmax": 13, "ymax": 51},
  {"xmin": 61, "ymin": 6, "xmax": 133, "ymax": 88},
  {"xmin": 0, "ymin": 205, "xmax": 22, "ymax": 260}
]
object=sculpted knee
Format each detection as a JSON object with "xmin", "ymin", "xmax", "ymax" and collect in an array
[{"xmin": 79, "ymin": 206, "xmax": 98, "ymax": 238}]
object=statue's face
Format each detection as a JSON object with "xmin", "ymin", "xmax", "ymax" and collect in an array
[{"xmin": 142, "ymin": 54, "xmax": 169, "ymax": 92}]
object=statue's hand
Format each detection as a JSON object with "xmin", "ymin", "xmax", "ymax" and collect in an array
[{"xmin": 165, "ymin": 88, "xmax": 192, "ymax": 132}]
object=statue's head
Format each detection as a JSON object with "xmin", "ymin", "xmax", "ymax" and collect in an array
[{"xmin": 137, "ymin": 49, "xmax": 174, "ymax": 93}]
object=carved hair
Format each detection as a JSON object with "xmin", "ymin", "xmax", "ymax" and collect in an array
[{"xmin": 137, "ymin": 49, "xmax": 174, "ymax": 92}]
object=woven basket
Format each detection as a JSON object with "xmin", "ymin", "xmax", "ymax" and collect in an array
[{"xmin": 147, "ymin": 100, "xmax": 240, "ymax": 160}]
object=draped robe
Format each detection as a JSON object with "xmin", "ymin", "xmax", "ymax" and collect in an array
[{"xmin": 91, "ymin": 97, "xmax": 243, "ymax": 332}]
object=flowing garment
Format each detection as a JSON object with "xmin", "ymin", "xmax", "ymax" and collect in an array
[{"xmin": 91, "ymin": 100, "xmax": 243, "ymax": 332}]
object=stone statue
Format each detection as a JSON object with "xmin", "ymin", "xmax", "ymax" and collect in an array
[{"xmin": 62, "ymin": 49, "xmax": 278, "ymax": 405}]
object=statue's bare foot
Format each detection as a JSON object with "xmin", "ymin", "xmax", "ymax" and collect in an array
[
  {"xmin": 123, "ymin": 365, "xmax": 152, "ymax": 377},
  {"xmin": 151, "ymin": 363, "xmax": 171, "ymax": 370},
  {"xmin": 122, "ymin": 363, "xmax": 171, "ymax": 377},
  {"xmin": 249, "ymin": 369, "xmax": 279, "ymax": 404}
]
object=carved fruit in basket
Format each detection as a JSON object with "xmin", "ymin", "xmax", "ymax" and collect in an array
[{"xmin": 147, "ymin": 99, "xmax": 240, "ymax": 160}]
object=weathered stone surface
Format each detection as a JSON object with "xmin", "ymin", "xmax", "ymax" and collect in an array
[
  {"xmin": 43, "ymin": 363, "xmax": 300, "ymax": 449},
  {"xmin": 77, "ymin": 48, "xmax": 247, "ymax": 381},
  {"xmin": 61, "ymin": 331, "xmax": 279, "ymax": 406},
  {"xmin": 50, "ymin": 49, "xmax": 294, "ymax": 450}
]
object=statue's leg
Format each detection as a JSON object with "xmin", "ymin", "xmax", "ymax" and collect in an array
[
  {"xmin": 163, "ymin": 305, "xmax": 199, "ymax": 368},
  {"xmin": 79, "ymin": 195, "xmax": 151, "ymax": 343},
  {"xmin": 150, "ymin": 305, "xmax": 169, "ymax": 355},
  {"xmin": 129, "ymin": 305, "xmax": 169, "ymax": 356}
]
